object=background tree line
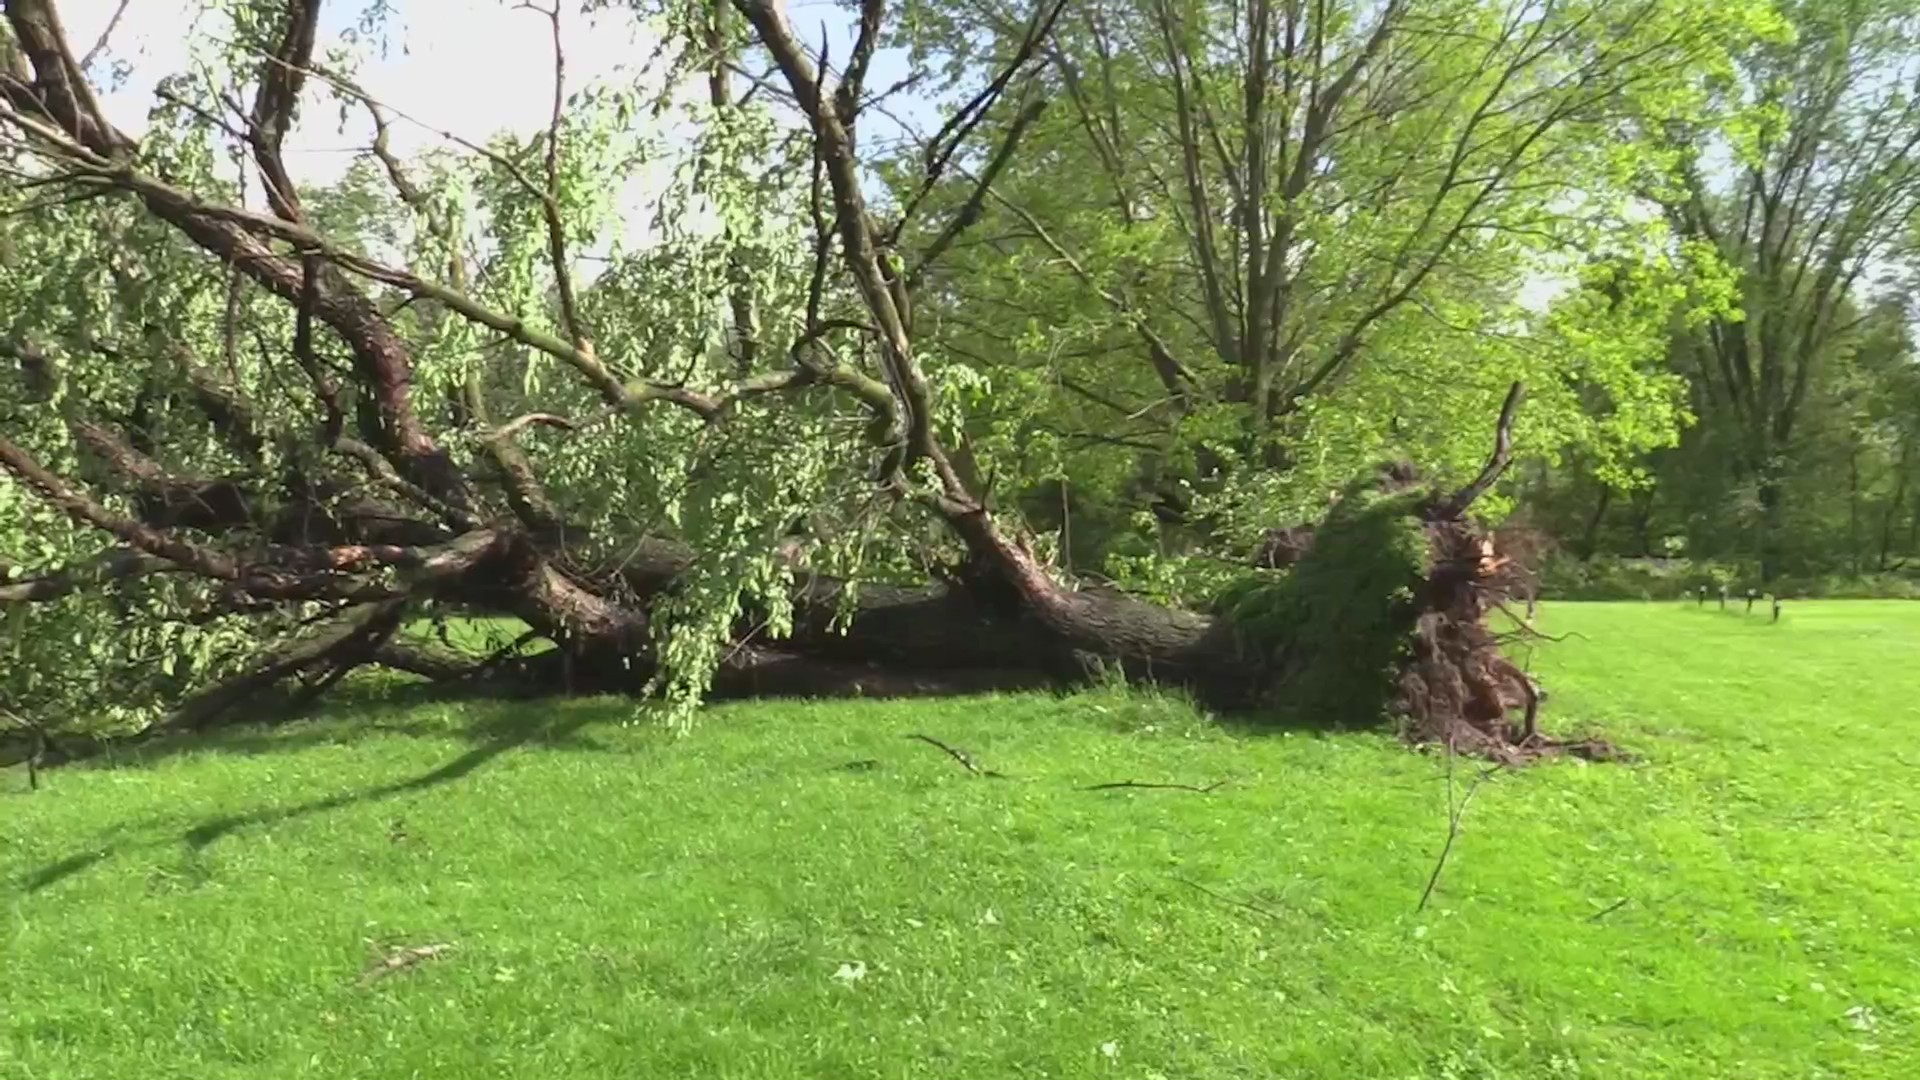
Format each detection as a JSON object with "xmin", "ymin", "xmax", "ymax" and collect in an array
[
  {"xmin": 884, "ymin": 0, "xmax": 1920, "ymax": 595},
  {"xmin": 1518, "ymin": 0, "xmax": 1920, "ymax": 588}
]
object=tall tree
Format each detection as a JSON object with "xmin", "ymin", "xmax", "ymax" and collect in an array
[
  {"xmin": 888, "ymin": 0, "xmax": 1767, "ymax": 553},
  {"xmin": 1654, "ymin": 0, "xmax": 1920, "ymax": 578}
]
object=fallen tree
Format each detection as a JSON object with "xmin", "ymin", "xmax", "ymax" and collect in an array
[{"xmin": 0, "ymin": 0, "xmax": 1662, "ymax": 764}]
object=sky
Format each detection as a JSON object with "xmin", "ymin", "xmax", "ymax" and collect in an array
[
  {"xmin": 73, "ymin": 0, "xmax": 675, "ymax": 178},
  {"xmin": 62, "ymin": 0, "xmax": 927, "ymax": 181},
  {"xmin": 52, "ymin": 0, "xmax": 1566, "ymax": 307},
  {"xmin": 57, "ymin": 0, "xmax": 931, "ymax": 252}
]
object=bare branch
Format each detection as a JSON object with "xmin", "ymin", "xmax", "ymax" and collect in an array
[
  {"xmin": 169, "ymin": 600, "xmax": 410, "ymax": 731},
  {"xmin": 835, "ymin": 0, "xmax": 885, "ymax": 121},
  {"xmin": 977, "ymin": 180, "xmax": 1199, "ymax": 392},
  {"xmin": 803, "ymin": 145, "xmax": 831, "ymax": 330},
  {"xmin": 1, "ymin": 0, "xmax": 133, "ymax": 155},
  {"xmin": 3, "ymin": 80, "xmax": 464, "ymax": 507},
  {"xmin": 733, "ymin": 0, "xmax": 962, "ymax": 496},
  {"xmin": 704, "ymin": 0, "xmax": 759, "ymax": 370},
  {"xmin": 1082, "ymin": 779, "xmax": 1227, "ymax": 793},
  {"xmin": 528, "ymin": 0, "xmax": 592, "ymax": 355},
  {"xmin": 0, "ymin": 431, "xmax": 241, "ymax": 581},
  {"xmin": 905, "ymin": 96, "xmax": 1047, "ymax": 289},
  {"xmin": 916, "ymin": 0, "xmax": 1069, "ymax": 196},
  {"xmin": 487, "ymin": 412, "xmax": 578, "ymax": 441},
  {"xmin": 1416, "ymin": 748, "xmax": 1503, "ymax": 913},
  {"xmin": 460, "ymin": 372, "xmax": 566, "ymax": 533},
  {"xmin": 1436, "ymin": 382, "xmax": 1525, "ymax": 520},
  {"xmin": 888, "ymin": 0, "xmax": 1069, "ymax": 241},
  {"xmin": 245, "ymin": 0, "xmax": 321, "ymax": 221},
  {"xmin": 1173, "ymin": 876, "xmax": 1283, "ymax": 922},
  {"xmin": 77, "ymin": 0, "xmax": 132, "ymax": 70},
  {"xmin": 905, "ymin": 732, "xmax": 1007, "ymax": 777}
]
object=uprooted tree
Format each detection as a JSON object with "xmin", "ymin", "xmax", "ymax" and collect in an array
[{"xmin": 0, "ymin": 0, "xmax": 1761, "ymax": 760}]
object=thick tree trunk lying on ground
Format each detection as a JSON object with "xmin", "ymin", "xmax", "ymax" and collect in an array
[{"xmin": 260, "ymin": 470, "xmax": 1602, "ymax": 762}]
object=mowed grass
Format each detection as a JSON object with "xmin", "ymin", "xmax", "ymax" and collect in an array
[{"xmin": 4, "ymin": 603, "xmax": 1918, "ymax": 1079}]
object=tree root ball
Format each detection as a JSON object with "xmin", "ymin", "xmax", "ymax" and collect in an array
[{"xmin": 1220, "ymin": 463, "xmax": 1624, "ymax": 764}]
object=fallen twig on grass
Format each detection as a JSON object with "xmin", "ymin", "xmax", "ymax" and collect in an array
[
  {"xmin": 1587, "ymin": 897, "xmax": 1631, "ymax": 922},
  {"xmin": 1173, "ymin": 876, "xmax": 1282, "ymax": 922},
  {"xmin": 1415, "ymin": 746, "xmax": 1504, "ymax": 913},
  {"xmin": 905, "ymin": 733, "xmax": 1006, "ymax": 777},
  {"xmin": 1082, "ymin": 779, "xmax": 1227, "ymax": 793},
  {"xmin": 355, "ymin": 941, "xmax": 454, "ymax": 987}
]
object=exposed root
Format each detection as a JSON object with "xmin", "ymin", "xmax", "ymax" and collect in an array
[
  {"xmin": 1367, "ymin": 388, "xmax": 1622, "ymax": 764},
  {"xmin": 1393, "ymin": 514, "xmax": 1625, "ymax": 764}
]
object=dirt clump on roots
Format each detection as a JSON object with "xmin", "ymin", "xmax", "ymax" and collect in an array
[
  {"xmin": 1395, "ymin": 509, "xmax": 1626, "ymax": 765},
  {"xmin": 1227, "ymin": 454, "xmax": 1624, "ymax": 765}
]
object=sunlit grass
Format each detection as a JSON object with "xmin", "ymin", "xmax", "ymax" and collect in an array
[{"xmin": 4, "ymin": 601, "xmax": 1917, "ymax": 1078}]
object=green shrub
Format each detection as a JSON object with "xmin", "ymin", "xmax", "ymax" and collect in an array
[
  {"xmin": 1537, "ymin": 555, "xmax": 1708, "ymax": 600},
  {"xmin": 1213, "ymin": 483, "xmax": 1429, "ymax": 726}
]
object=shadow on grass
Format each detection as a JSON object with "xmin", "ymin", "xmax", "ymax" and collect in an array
[
  {"xmin": 20, "ymin": 850, "xmax": 111, "ymax": 892},
  {"xmin": 28, "ymin": 662, "xmax": 1378, "ymax": 785},
  {"xmin": 40, "ymin": 678, "xmax": 628, "ymax": 774},
  {"xmin": 18, "ymin": 706, "xmax": 604, "ymax": 894},
  {"xmin": 16, "ymin": 671, "xmax": 1414, "ymax": 896},
  {"xmin": 178, "ymin": 709, "xmax": 600, "ymax": 851}
]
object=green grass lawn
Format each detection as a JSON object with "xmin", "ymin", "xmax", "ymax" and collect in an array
[{"xmin": 5, "ymin": 602, "xmax": 1918, "ymax": 1079}]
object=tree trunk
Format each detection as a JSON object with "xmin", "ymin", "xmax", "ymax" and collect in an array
[
  {"xmin": 1848, "ymin": 448, "xmax": 1862, "ymax": 575},
  {"xmin": 1907, "ymin": 493, "xmax": 1920, "ymax": 563},
  {"xmin": 1880, "ymin": 443, "xmax": 1911, "ymax": 571},
  {"xmin": 1629, "ymin": 487, "xmax": 1655, "ymax": 558},
  {"xmin": 1758, "ymin": 477, "xmax": 1786, "ymax": 582},
  {"xmin": 0, "ymin": 3, "xmax": 1595, "ymax": 769},
  {"xmin": 1578, "ymin": 484, "xmax": 1612, "ymax": 561}
]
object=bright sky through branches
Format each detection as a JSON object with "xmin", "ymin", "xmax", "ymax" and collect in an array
[
  {"xmin": 59, "ymin": 0, "xmax": 926, "ymax": 245},
  {"xmin": 54, "ymin": 0, "xmax": 1563, "ymax": 306},
  {"xmin": 67, "ymin": 2, "xmax": 929, "ymax": 159}
]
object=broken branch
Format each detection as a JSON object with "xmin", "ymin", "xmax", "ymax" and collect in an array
[
  {"xmin": 1080, "ymin": 779, "xmax": 1227, "ymax": 793},
  {"xmin": 1436, "ymin": 382, "xmax": 1525, "ymax": 520},
  {"xmin": 905, "ymin": 732, "xmax": 1007, "ymax": 777}
]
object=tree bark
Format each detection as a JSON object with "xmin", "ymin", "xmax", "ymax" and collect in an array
[
  {"xmin": 1578, "ymin": 485, "xmax": 1612, "ymax": 562},
  {"xmin": 1758, "ymin": 476, "xmax": 1786, "ymax": 582},
  {"xmin": 1879, "ymin": 442, "xmax": 1911, "ymax": 571}
]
